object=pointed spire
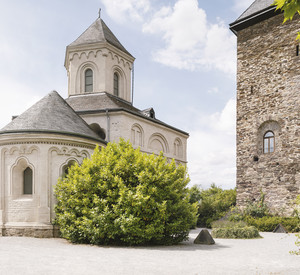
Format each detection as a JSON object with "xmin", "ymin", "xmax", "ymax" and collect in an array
[{"xmin": 67, "ymin": 17, "xmax": 133, "ymax": 57}]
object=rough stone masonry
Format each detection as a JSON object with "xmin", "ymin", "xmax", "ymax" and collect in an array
[{"xmin": 235, "ymin": 13, "xmax": 300, "ymax": 215}]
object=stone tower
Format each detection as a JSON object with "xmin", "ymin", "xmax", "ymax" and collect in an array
[
  {"xmin": 230, "ymin": 0, "xmax": 300, "ymax": 215},
  {"xmin": 65, "ymin": 16, "xmax": 135, "ymax": 102}
]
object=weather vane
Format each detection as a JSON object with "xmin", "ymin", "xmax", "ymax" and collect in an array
[{"xmin": 98, "ymin": 8, "xmax": 101, "ymax": 18}]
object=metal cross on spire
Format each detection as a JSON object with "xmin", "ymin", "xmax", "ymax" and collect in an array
[{"xmin": 98, "ymin": 8, "xmax": 101, "ymax": 18}]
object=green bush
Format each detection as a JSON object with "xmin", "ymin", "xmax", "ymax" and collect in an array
[
  {"xmin": 244, "ymin": 191, "xmax": 269, "ymax": 218},
  {"xmin": 227, "ymin": 210, "xmax": 244, "ymax": 222},
  {"xmin": 212, "ymin": 226, "xmax": 261, "ymax": 239},
  {"xmin": 54, "ymin": 139, "xmax": 197, "ymax": 246},
  {"xmin": 195, "ymin": 184, "xmax": 236, "ymax": 228},
  {"xmin": 244, "ymin": 216, "xmax": 300, "ymax": 233},
  {"xmin": 187, "ymin": 185, "xmax": 201, "ymax": 204},
  {"xmin": 211, "ymin": 220, "xmax": 261, "ymax": 239},
  {"xmin": 212, "ymin": 220, "xmax": 247, "ymax": 228}
]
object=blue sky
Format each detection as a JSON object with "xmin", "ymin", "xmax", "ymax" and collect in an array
[{"xmin": 0, "ymin": 0, "xmax": 254, "ymax": 189}]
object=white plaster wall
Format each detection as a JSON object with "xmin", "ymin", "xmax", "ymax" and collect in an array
[
  {"xmin": 80, "ymin": 111, "xmax": 188, "ymax": 163},
  {"xmin": 66, "ymin": 44, "xmax": 133, "ymax": 102},
  {"xmin": 0, "ymin": 133, "xmax": 101, "ymax": 227}
]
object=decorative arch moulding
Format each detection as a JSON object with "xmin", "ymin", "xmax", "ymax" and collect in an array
[{"xmin": 0, "ymin": 141, "xmax": 96, "ymax": 150}]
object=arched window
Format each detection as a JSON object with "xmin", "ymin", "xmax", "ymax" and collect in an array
[
  {"xmin": 62, "ymin": 160, "xmax": 77, "ymax": 178},
  {"xmin": 263, "ymin": 131, "xmax": 275, "ymax": 153},
  {"xmin": 174, "ymin": 138, "xmax": 183, "ymax": 157},
  {"xmin": 148, "ymin": 134, "xmax": 169, "ymax": 154},
  {"xmin": 23, "ymin": 167, "xmax": 33, "ymax": 194},
  {"xmin": 85, "ymin": 69, "xmax": 93, "ymax": 92},
  {"xmin": 131, "ymin": 124, "xmax": 143, "ymax": 147},
  {"xmin": 113, "ymin": 72, "xmax": 119, "ymax": 96}
]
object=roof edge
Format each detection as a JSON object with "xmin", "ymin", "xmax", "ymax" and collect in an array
[
  {"xmin": 67, "ymin": 91, "xmax": 133, "ymax": 105},
  {"xmin": 0, "ymin": 129, "xmax": 107, "ymax": 144},
  {"xmin": 230, "ymin": 5, "xmax": 279, "ymax": 34},
  {"xmin": 75, "ymin": 108, "xmax": 189, "ymax": 136}
]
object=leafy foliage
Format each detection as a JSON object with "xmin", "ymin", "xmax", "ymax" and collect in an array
[
  {"xmin": 195, "ymin": 184, "xmax": 236, "ymax": 228},
  {"xmin": 211, "ymin": 221, "xmax": 261, "ymax": 239},
  {"xmin": 244, "ymin": 191, "xmax": 269, "ymax": 218},
  {"xmin": 211, "ymin": 220, "xmax": 247, "ymax": 229},
  {"xmin": 273, "ymin": 0, "xmax": 300, "ymax": 40},
  {"xmin": 244, "ymin": 216, "xmax": 300, "ymax": 232},
  {"xmin": 291, "ymin": 195, "xmax": 300, "ymax": 255},
  {"xmin": 54, "ymin": 139, "xmax": 197, "ymax": 246},
  {"xmin": 186, "ymin": 185, "xmax": 201, "ymax": 204},
  {"xmin": 294, "ymin": 194, "xmax": 300, "ymax": 218}
]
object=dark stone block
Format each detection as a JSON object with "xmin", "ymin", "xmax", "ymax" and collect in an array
[
  {"xmin": 273, "ymin": 223, "xmax": 288, "ymax": 233},
  {"xmin": 194, "ymin": 229, "xmax": 215, "ymax": 245}
]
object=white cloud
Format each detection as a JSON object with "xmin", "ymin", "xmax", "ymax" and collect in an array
[
  {"xmin": 100, "ymin": 0, "xmax": 150, "ymax": 23},
  {"xmin": 142, "ymin": 0, "xmax": 236, "ymax": 75},
  {"xmin": 100, "ymin": 0, "xmax": 236, "ymax": 75},
  {"xmin": 187, "ymin": 98, "xmax": 236, "ymax": 189},
  {"xmin": 232, "ymin": 0, "xmax": 254, "ymax": 15}
]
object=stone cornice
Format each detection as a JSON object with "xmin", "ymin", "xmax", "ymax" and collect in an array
[
  {"xmin": 65, "ymin": 42, "xmax": 135, "ymax": 70},
  {"xmin": 0, "ymin": 132, "xmax": 103, "ymax": 150}
]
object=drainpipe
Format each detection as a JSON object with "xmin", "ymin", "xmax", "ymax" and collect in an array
[
  {"xmin": 106, "ymin": 109, "xmax": 110, "ymax": 142},
  {"xmin": 131, "ymin": 62, "xmax": 134, "ymax": 104}
]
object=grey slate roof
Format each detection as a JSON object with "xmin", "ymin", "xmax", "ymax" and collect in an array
[
  {"xmin": 66, "ymin": 92, "xmax": 189, "ymax": 136},
  {"xmin": 68, "ymin": 18, "xmax": 132, "ymax": 57},
  {"xmin": 230, "ymin": 0, "xmax": 278, "ymax": 34},
  {"xmin": 0, "ymin": 91, "xmax": 104, "ymax": 142},
  {"xmin": 236, "ymin": 0, "xmax": 275, "ymax": 21},
  {"xmin": 66, "ymin": 92, "xmax": 140, "ymax": 113}
]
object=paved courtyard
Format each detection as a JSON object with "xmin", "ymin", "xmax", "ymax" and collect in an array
[{"xmin": 0, "ymin": 228, "xmax": 299, "ymax": 275}]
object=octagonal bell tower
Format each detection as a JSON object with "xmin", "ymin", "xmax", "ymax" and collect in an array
[{"xmin": 64, "ymin": 15, "xmax": 135, "ymax": 102}]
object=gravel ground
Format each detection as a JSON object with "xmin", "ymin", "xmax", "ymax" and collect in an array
[{"xmin": 0, "ymin": 228, "xmax": 299, "ymax": 275}]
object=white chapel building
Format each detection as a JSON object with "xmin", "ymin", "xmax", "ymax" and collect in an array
[{"xmin": 0, "ymin": 16, "xmax": 188, "ymax": 237}]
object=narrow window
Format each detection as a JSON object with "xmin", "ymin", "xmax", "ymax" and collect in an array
[
  {"xmin": 23, "ymin": 167, "xmax": 33, "ymax": 194},
  {"xmin": 131, "ymin": 126, "xmax": 142, "ymax": 146},
  {"xmin": 173, "ymin": 139, "xmax": 182, "ymax": 157},
  {"xmin": 62, "ymin": 161, "xmax": 76, "ymax": 178},
  {"xmin": 113, "ymin": 72, "xmax": 119, "ymax": 96},
  {"xmin": 263, "ymin": 131, "xmax": 275, "ymax": 153},
  {"xmin": 296, "ymin": 45, "xmax": 299, "ymax": 56},
  {"xmin": 174, "ymin": 140, "xmax": 179, "ymax": 156},
  {"xmin": 85, "ymin": 69, "xmax": 93, "ymax": 92}
]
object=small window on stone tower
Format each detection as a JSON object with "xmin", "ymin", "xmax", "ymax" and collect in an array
[
  {"xmin": 296, "ymin": 45, "xmax": 299, "ymax": 56},
  {"xmin": 23, "ymin": 167, "xmax": 33, "ymax": 194},
  {"xmin": 85, "ymin": 69, "xmax": 93, "ymax": 92},
  {"xmin": 263, "ymin": 131, "xmax": 275, "ymax": 154},
  {"xmin": 114, "ymin": 72, "xmax": 119, "ymax": 96}
]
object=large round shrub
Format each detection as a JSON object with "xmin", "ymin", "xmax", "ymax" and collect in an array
[{"xmin": 55, "ymin": 139, "xmax": 197, "ymax": 245}]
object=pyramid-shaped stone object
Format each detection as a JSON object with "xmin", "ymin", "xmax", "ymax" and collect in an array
[
  {"xmin": 273, "ymin": 224, "xmax": 288, "ymax": 233},
  {"xmin": 194, "ymin": 229, "xmax": 215, "ymax": 245}
]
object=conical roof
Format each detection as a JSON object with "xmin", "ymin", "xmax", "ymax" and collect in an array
[
  {"xmin": 68, "ymin": 18, "xmax": 132, "ymax": 57},
  {"xmin": 0, "ymin": 91, "xmax": 104, "ymax": 142},
  {"xmin": 230, "ymin": 0, "xmax": 278, "ymax": 34}
]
